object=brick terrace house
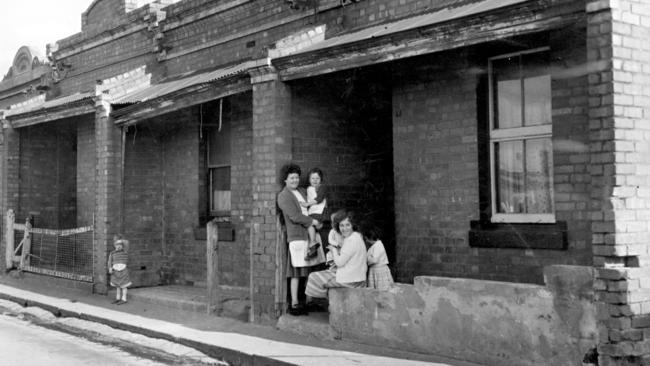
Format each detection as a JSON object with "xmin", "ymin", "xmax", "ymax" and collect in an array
[{"xmin": 1, "ymin": 0, "xmax": 650, "ymax": 364}]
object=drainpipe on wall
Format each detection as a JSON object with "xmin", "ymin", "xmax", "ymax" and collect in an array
[
  {"xmin": 120, "ymin": 126, "xmax": 126, "ymax": 234},
  {"xmin": 249, "ymin": 223, "xmax": 259, "ymax": 322}
]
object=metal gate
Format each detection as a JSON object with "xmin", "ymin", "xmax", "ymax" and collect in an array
[{"xmin": 6, "ymin": 210, "xmax": 94, "ymax": 282}]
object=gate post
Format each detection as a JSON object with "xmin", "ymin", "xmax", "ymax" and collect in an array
[
  {"xmin": 5, "ymin": 209, "xmax": 14, "ymax": 270},
  {"xmin": 207, "ymin": 220, "xmax": 219, "ymax": 314},
  {"xmin": 19, "ymin": 218, "xmax": 31, "ymax": 269}
]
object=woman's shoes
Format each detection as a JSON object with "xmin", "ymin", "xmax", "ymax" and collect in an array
[{"xmin": 288, "ymin": 304, "xmax": 308, "ymax": 316}]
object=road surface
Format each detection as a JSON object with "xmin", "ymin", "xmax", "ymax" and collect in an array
[{"xmin": 0, "ymin": 313, "xmax": 168, "ymax": 366}]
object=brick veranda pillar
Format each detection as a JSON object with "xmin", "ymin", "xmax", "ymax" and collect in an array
[
  {"xmin": 93, "ymin": 96, "xmax": 123, "ymax": 294},
  {"xmin": 588, "ymin": 0, "xmax": 650, "ymax": 364},
  {"xmin": 1, "ymin": 123, "xmax": 20, "ymax": 272},
  {"xmin": 250, "ymin": 67, "xmax": 292, "ymax": 322}
]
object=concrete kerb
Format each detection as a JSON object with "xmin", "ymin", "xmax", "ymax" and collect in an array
[
  {"xmin": 0, "ymin": 284, "xmax": 446, "ymax": 366},
  {"xmin": 0, "ymin": 298, "xmax": 225, "ymax": 365},
  {"xmin": 0, "ymin": 289, "xmax": 284, "ymax": 366}
]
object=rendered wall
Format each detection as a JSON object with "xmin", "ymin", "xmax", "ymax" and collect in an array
[{"xmin": 329, "ymin": 265, "xmax": 597, "ymax": 366}]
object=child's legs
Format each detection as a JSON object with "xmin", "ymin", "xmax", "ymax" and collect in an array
[
  {"xmin": 115, "ymin": 287, "xmax": 122, "ymax": 300},
  {"xmin": 121, "ymin": 287, "xmax": 128, "ymax": 301},
  {"xmin": 308, "ymin": 225, "xmax": 316, "ymax": 245}
]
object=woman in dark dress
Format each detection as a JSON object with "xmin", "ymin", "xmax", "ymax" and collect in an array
[{"xmin": 277, "ymin": 164, "xmax": 321, "ymax": 315}]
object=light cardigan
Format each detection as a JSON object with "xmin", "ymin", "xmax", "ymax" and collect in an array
[{"xmin": 332, "ymin": 231, "xmax": 368, "ymax": 283}]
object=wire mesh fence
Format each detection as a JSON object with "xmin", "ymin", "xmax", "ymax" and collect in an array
[{"xmin": 14, "ymin": 226, "xmax": 94, "ymax": 282}]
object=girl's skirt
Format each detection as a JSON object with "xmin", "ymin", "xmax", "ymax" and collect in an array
[
  {"xmin": 367, "ymin": 264, "xmax": 394, "ymax": 290},
  {"xmin": 305, "ymin": 269, "xmax": 365, "ymax": 299},
  {"xmin": 110, "ymin": 269, "xmax": 132, "ymax": 288}
]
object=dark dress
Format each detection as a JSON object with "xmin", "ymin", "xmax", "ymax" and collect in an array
[{"xmin": 277, "ymin": 187, "xmax": 315, "ymax": 278}]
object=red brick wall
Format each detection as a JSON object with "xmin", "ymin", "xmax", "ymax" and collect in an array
[
  {"xmin": 121, "ymin": 95, "xmax": 253, "ymax": 287},
  {"xmin": 587, "ymin": 0, "xmax": 650, "ymax": 363},
  {"xmin": 56, "ymin": 38, "xmax": 153, "ymax": 96},
  {"xmin": 123, "ymin": 119, "xmax": 164, "ymax": 284},
  {"xmin": 202, "ymin": 93, "xmax": 254, "ymax": 288},
  {"xmin": 82, "ymin": 0, "xmax": 126, "ymax": 35},
  {"xmin": 159, "ymin": 0, "xmax": 481, "ymax": 78},
  {"xmin": 157, "ymin": 110, "xmax": 202, "ymax": 284},
  {"xmin": 77, "ymin": 115, "xmax": 96, "ymax": 227},
  {"xmin": 392, "ymin": 29, "xmax": 591, "ymax": 284},
  {"xmin": 18, "ymin": 119, "xmax": 78, "ymax": 229},
  {"xmin": 290, "ymin": 71, "xmax": 395, "ymax": 250}
]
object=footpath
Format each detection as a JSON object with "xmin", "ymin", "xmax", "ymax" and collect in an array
[{"xmin": 0, "ymin": 274, "xmax": 482, "ymax": 366}]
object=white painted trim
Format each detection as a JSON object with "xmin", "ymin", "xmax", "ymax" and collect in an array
[
  {"xmin": 488, "ymin": 48, "xmax": 555, "ymax": 223},
  {"xmin": 490, "ymin": 125, "xmax": 551, "ymax": 140},
  {"xmin": 491, "ymin": 213, "xmax": 555, "ymax": 224}
]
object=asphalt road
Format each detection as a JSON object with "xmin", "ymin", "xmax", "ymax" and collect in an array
[{"xmin": 0, "ymin": 314, "xmax": 168, "ymax": 366}]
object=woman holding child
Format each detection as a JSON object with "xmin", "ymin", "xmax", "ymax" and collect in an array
[
  {"xmin": 305, "ymin": 210, "xmax": 367, "ymax": 300},
  {"xmin": 277, "ymin": 164, "xmax": 325, "ymax": 316}
]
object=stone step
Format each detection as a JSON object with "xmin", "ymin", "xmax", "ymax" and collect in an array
[{"xmin": 124, "ymin": 285, "xmax": 250, "ymax": 322}]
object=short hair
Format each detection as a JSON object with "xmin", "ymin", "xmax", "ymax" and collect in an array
[
  {"xmin": 334, "ymin": 210, "xmax": 358, "ymax": 234},
  {"xmin": 308, "ymin": 167, "xmax": 324, "ymax": 181},
  {"xmin": 281, "ymin": 163, "xmax": 301, "ymax": 182},
  {"xmin": 113, "ymin": 234, "xmax": 129, "ymax": 250},
  {"xmin": 360, "ymin": 222, "xmax": 382, "ymax": 241}
]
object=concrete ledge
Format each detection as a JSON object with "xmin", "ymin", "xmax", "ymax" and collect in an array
[{"xmin": 329, "ymin": 265, "xmax": 597, "ymax": 366}]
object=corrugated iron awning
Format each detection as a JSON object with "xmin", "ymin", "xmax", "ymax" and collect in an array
[
  {"xmin": 271, "ymin": 0, "xmax": 584, "ymax": 81},
  {"xmin": 290, "ymin": 0, "xmax": 527, "ymax": 56},
  {"xmin": 113, "ymin": 60, "xmax": 258, "ymax": 105},
  {"xmin": 4, "ymin": 92, "xmax": 95, "ymax": 118},
  {"xmin": 4, "ymin": 92, "xmax": 96, "ymax": 128},
  {"xmin": 111, "ymin": 59, "xmax": 266, "ymax": 125}
]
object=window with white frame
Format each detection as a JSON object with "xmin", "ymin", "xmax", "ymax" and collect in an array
[
  {"xmin": 208, "ymin": 116, "xmax": 231, "ymax": 216},
  {"xmin": 489, "ymin": 48, "xmax": 554, "ymax": 223}
]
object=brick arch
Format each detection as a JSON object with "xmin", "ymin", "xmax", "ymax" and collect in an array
[{"xmin": 10, "ymin": 46, "xmax": 44, "ymax": 75}]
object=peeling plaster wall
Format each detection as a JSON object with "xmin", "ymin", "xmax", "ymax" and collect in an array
[{"xmin": 329, "ymin": 265, "xmax": 597, "ymax": 366}]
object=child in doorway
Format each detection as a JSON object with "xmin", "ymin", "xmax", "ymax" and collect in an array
[
  {"xmin": 301, "ymin": 167, "xmax": 329, "ymax": 260},
  {"xmin": 108, "ymin": 235, "xmax": 132, "ymax": 305},
  {"xmin": 325, "ymin": 210, "xmax": 344, "ymax": 270},
  {"xmin": 361, "ymin": 224, "xmax": 394, "ymax": 290}
]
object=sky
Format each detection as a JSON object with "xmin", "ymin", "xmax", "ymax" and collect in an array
[{"xmin": 0, "ymin": 1, "xmax": 91, "ymax": 78}]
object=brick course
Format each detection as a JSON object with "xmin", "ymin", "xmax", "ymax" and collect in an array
[
  {"xmin": 392, "ymin": 29, "xmax": 592, "ymax": 284},
  {"xmin": 587, "ymin": 0, "xmax": 650, "ymax": 364}
]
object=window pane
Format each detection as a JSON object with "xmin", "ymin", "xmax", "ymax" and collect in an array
[
  {"xmin": 525, "ymin": 138, "xmax": 553, "ymax": 213},
  {"xmin": 497, "ymin": 80, "xmax": 522, "ymax": 129},
  {"xmin": 524, "ymin": 75, "xmax": 551, "ymax": 126},
  {"xmin": 211, "ymin": 167, "xmax": 231, "ymax": 212},
  {"xmin": 493, "ymin": 56, "xmax": 522, "ymax": 129},
  {"xmin": 208, "ymin": 120, "xmax": 231, "ymax": 166},
  {"xmin": 496, "ymin": 140, "xmax": 525, "ymax": 213}
]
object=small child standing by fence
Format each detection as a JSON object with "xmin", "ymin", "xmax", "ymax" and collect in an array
[{"xmin": 108, "ymin": 235, "xmax": 132, "ymax": 305}]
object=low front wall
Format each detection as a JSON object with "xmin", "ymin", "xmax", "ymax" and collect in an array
[{"xmin": 329, "ymin": 265, "xmax": 597, "ymax": 366}]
